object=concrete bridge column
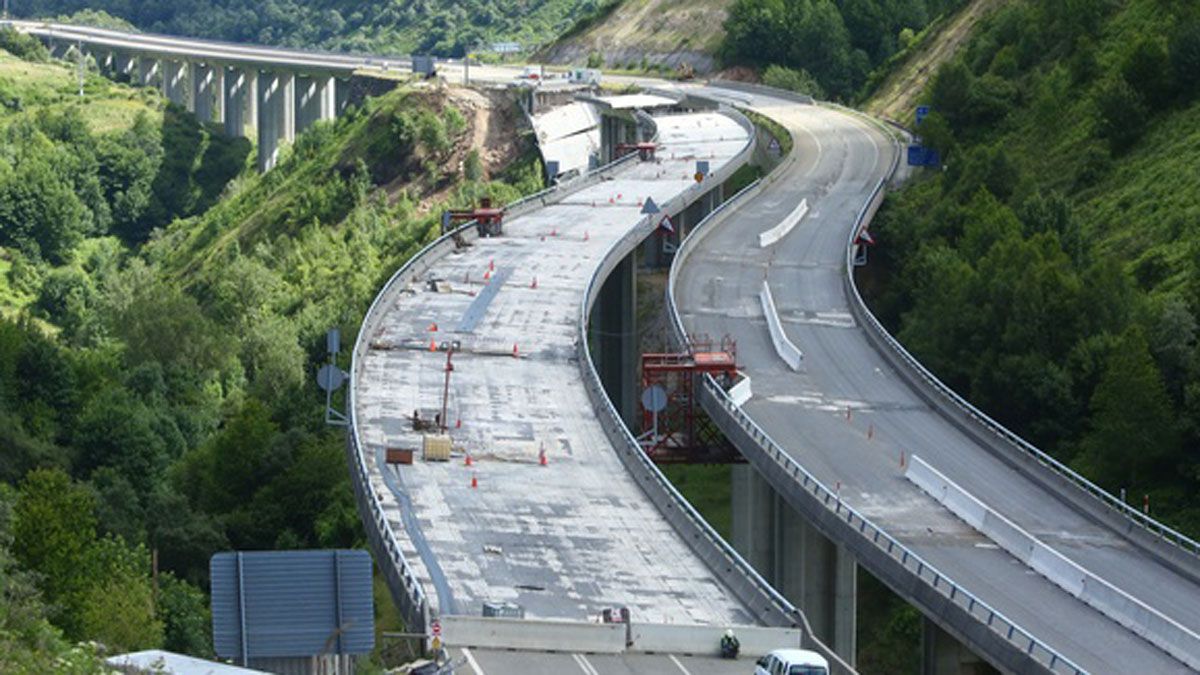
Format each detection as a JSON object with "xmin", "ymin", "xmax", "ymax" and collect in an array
[
  {"xmin": 592, "ymin": 251, "xmax": 638, "ymax": 427},
  {"xmin": 336, "ymin": 78, "xmax": 351, "ymax": 115},
  {"xmin": 295, "ymin": 74, "xmax": 336, "ymax": 135},
  {"xmin": 922, "ymin": 617, "xmax": 995, "ymax": 675},
  {"xmin": 162, "ymin": 59, "xmax": 190, "ymax": 109},
  {"xmin": 192, "ymin": 63, "xmax": 220, "ymax": 123},
  {"xmin": 222, "ymin": 67, "xmax": 255, "ymax": 137},
  {"xmin": 732, "ymin": 464, "xmax": 858, "ymax": 665},
  {"xmin": 257, "ymin": 70, "xmax": 295, "ymax": 172},
  {"xmin": 114, "ymin": 52, "xmax": 137, "ymax": 81},
  {"xmin": 137, "ymin": 57, "xmax": 160, "ymax": 88}
]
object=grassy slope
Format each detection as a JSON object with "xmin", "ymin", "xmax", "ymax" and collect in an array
[
  {"xmin": 540, "ymin": 0, "xmax": 730, "ymax": 68},
  {"xmin": 863, "ymin": 0, "xmax": 1003, "ymax": 119},
  {"xmin": 0, "ymin": 51, "xmax": 162, "ymax": 133},
  {"xmin": 0, "ymin": 50, "xmax": 163, "ymax": 314}
]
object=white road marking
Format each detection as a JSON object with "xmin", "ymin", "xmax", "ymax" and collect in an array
[
  {"xmin": 573, "ymin": 653, "xmax": 601, "ymax": 675},
  {"xmin": 462, "ymin": 647, "xmax": 486, "ymax": 675},
  {"xmin": 669, "ymin": 654, "xmax": 693, "ymax": 674}
]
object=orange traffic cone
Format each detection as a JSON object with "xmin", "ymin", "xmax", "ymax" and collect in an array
[
  {"xmin": 483, "ymin": 269, "xmax": 491, "ymax": 281},
  {"xmin": 429, "ymin": 339, "xmax": 438, "ymax": 352},
  {"xmin": 489, "ymin": 259, "xmax": 495, "ymax": 272},
  {"xmin": 539, "ymin": 443, "xmax": 548, "ymax": 466},
  {"xmin": 550, "ymin": 228, "xmax": 557, "ymax": 237},
  {"xmin": 465, "ymin": 453, "xmax": 473, "ymax": 467},
  {"xmin": 512, "ymin": 343, "xmax": 519, "ymax": 358},
  {"xmin": 428, "ymin": 322, "xmax": 438, "ymax": 332},
  {"xmin": 471, "ymin": 472, "xmax": 478, "ymax": 489},
  {"xmin": 531, "ymin": 277, "xmax": 538, "ymax": 289},
  {"xmin": 456, "ymin": 418, "xmax": 462, "ymax": 429}
]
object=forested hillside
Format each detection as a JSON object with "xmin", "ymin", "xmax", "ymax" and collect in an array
[
  {"xmin": 867, "ymin": 0, "xmax": 1200, "ymax": 535},
  {"xmin": 15, "ymin": 0, "xmax": 600, "ymax": 56},
  {"xmin": 0, "ymin": 27, "xmax": 541, "ymax": 669},
  {"xmin": 720, "ymin": 0, "xmax": 966, "ymax": 98}
]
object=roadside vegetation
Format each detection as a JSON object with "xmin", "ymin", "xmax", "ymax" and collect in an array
[
  {"xmin": 720, "ymin": 0, "xmax": 965, "ymax": 99},
  {"xmin": 867, "ymin": 0, "xmax": 1200, "ymax": 535},
  {"xmin": 0, "ymin": 31, "xmax": 541, "ymax": 670}
]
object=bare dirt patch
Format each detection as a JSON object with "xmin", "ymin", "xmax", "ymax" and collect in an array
[{"xmin": 865, "ymin": 0, "xmax": 1004, "ymax": 123}]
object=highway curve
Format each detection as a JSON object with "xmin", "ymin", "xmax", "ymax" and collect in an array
[{"xmin": 673, "ymin": 96, "xmax": 1200, "ymax": 673}]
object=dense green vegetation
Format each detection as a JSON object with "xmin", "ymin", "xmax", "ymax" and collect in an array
[
  {"xmin": 0, "ymin": 34, "xmax": 541, "ymax": 668},
  {"xmin": 868, "ymin": 0, "xmax": 1200, "ymax": 535},
  {"xmin": 17, "ymin": 1, "xmax": 601, "ymax": 57},
  {"xmin": 721, "ymin": 0, "xmax": 966, "ymax": 99}
]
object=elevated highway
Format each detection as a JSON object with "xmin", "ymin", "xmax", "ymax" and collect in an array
[
  {"xmin": 670, "ymin": 91, "xmax": 1200, "ymax": 672},
  {"xmin": 17, "ymin": 18, "xmax": 1200, "ymax": 672}
]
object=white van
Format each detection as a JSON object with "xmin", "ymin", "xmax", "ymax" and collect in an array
[{"xmin": 754, "ymin": 649, "xmax": 830, "ymax": 675}]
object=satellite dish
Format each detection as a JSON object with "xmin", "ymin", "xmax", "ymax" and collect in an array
[
  {"xmin": 317, "ymin": 364, "xmax": 347, "ymax": 392},
  {"xmin": 641, "ymin": 385, "xmax": 668, "ymax": 412}
]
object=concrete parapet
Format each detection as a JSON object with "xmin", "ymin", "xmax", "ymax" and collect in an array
[
  {"xmin": 760, "ymin": 281, "xmax": 803, "ymax": 371},
  {"xmin": 629, "ymin": 623, "xmax": 800, "ymax": 657},
  {"xmin": 759, "ymin": 198, "xmax": 808, "ymax": 247},
  {"xmin": 906, "ymin": 455, "xmax": 1200, "ymax": 671},
  {"xmin": 441, "ymin": 616, "xmax": 626, "ymax": 653}
]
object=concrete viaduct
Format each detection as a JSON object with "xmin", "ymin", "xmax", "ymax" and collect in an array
[{"xmin": 4, "ymin": 21, "xmax": 392, "ymax": 171}]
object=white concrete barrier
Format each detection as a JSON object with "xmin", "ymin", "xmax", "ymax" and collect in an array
[
  {"xmin": 905, "ymin": 456, "xmax": 1200, "ymax": 671},
  {"xmin": 759, "ymin": 198, "xmax": 809, "ymax": 247},
  {"xmin": 760, "ymin": 281, "xmax": 803, "ymax": 371},
  {"xmin": 729, "ymin": 373, "xmax": 753, "ymax": 406},
  {"xmin": 441, "ymin": 616, "xmax": 626, "ymax": 653},
  {"xmin": 628, "ymin": 623, "xmax": 800, "ymax": 657}
]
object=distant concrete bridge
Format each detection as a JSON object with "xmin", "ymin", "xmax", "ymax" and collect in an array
[{"xmin": 3, "ymin": 20, "xmax": 404, "ymax": 171}]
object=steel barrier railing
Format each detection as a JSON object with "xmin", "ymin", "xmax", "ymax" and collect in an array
[{"xmin": 665, "ymin": 100, "xmax": 1088, "ymax": 675}]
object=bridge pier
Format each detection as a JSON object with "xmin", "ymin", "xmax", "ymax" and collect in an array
[
  {"xmin": 222, "ymin": 67, "xmax": 257, "ymax": 138},
  {"xmin": 732, "ymin": 464, "xmax": 857, "ymax": 664},
  {"xmin": 922, "ymin": 616, "xmax": 995, "ymax": 675},
  {"xmin": 137, "ymin": 56, "xmax": 160, "ymax": 88},
  {"xmin": 592, "ymin": 252, "xmax": 639, "ymax": 427},
  {"xmin": 296, "ymin": 74, "xmax": 337, "ymax": 134},
  {"xmin": 257, "ymin": 71, "xmax": 295, "ymax": 172},
  {"xmin": 162, "ymin": 59, "xmax": 191, "ymax": 109},
  {"xmin": 192, "ymin": 63, "xmax": 221, "ymax": 123}
]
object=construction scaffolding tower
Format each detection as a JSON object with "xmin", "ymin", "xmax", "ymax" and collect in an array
[{"xmin": 638, "ymin": 336, "xmax": 743, "ymax": 464}]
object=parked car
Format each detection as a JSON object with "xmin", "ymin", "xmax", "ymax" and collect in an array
[{"xmin": 754, "ymin": 649, "xmax": 830, "ymax": 675}]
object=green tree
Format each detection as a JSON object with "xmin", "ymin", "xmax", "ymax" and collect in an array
[
  {"xmin": 12, "ymin": 469, "xmax": 97, "ymax": 636},
  {"xmin": 1121, "ymin": 36, "xmax": 1173, "ymax": 110},
  {"xmin": 157, "ymin": 572, "xmax": 212, "ymax": 657},
  {"xmin": 77, "ymin": 536, "xmax": 163, "ymax": 652},
  {"xmin": 1094, "ymin": 75, "xmax": 1148, "ymax": 153},
  {"xmin": 1170, "ymin": 20, "xmax": 1200, "ymax": 101},
  {"xmin": 1077, "ymin": 326, "xmax": 1180, "ymax": 490},
  {"xmin": 762, "ymin": 64, "xmax": 825, "ymax": 98}
]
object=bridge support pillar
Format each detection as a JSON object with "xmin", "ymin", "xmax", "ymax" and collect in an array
[
  {"xmin": 732, "ymin": 464, "xmax": 857, "ymax": 665},
  {"xmin": 592, "ymin": 251, "xmax": 638, "ymax": 427},
  {"xmin": 222, "ymin": 67, "xmax": 256, "ymax": 137},
  {"xmin": 296, "ymin": 74, "xmax": 337, "ymax": 135},
  {"xmin": 114, "ymin": 52, "xmax": 137, "ymax": 81},
  {"xmin": 922, "ymin": 617, "xmax": 994, "ymax": 675},
  {"xmin": 137, "ymin": 57, "xmax": 160, "ymax": 88},
  {"xmin": 162, "ymin": 59, "xmax": 190, "ymax": 109},
  {"xmin": 257, "ymin": 70, "xmax": 295, "ymax": 172},
  {"xmin": 192, "ymin": 63, "xmax": 221, "ymax": 123}
]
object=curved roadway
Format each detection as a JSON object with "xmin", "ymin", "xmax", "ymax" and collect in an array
[
  {"xmin": 673, "ymin": 96, "xmax": 1200, "ymax": 672},
  {"xmin": 354, "ymin": 110, "xmax": 755, "ymax": 624}
]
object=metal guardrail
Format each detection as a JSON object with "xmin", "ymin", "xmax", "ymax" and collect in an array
[
  {"xmin": 346, "ymin": 132, "xmax": 648, "ymax": 633},
  {"xmin": 664, "ymin": 106, "xmax": 1089, "ymax": 675},
  {"xmin": 820, "ymin": 104, "xmax": 1200, "ymax": 566},
  {"xmin": 574, "ymin": 107, "xmax": 813, "ymax": 629}
]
